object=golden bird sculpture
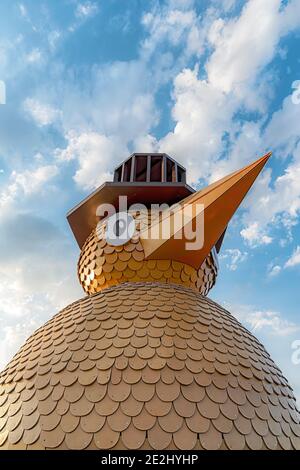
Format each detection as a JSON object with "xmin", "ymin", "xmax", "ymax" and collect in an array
[{"xmin": 0, "ymin": 152, "xmax": 299, "ymax": 450}]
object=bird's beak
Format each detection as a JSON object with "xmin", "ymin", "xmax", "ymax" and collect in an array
[{"xmin": 140, "ymin": 152, "xmax": 271, "ymax": 269}]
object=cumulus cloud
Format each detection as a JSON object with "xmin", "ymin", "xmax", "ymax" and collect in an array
[
  {"xmin": 55, "ymin": 131, "xmax": 126, "ymax": 190},
  {"xmin": 24, "ymin": 98, "xmax": 62, "ymax": 127},
  {"xmin": 52, "ymin": 60, "xmax": 159, "ymax": 190},
  {"xmin": 24, "ymin": 0, "xmax": 300, "ymax": 220},
  {"xmin": 159, "ymin": 67, "xmax": 236, "ymax": 184},
  {"xmin": 155, "ymin": 0, "xmax": 300, "ymax": 245},
  {"xmin": 264, "ymin": 93, "xmax": 300, "ymax": 157},
  {"xmin": 13, "ymin": 0, "xmax": 300, "ymax": 248},
  {"xmin": 142, "ymin": 6, "xmax": 203, "ymax": 58},
  {"xmin": 206, "ymin": 0, "xmax": 282, "ymax": 97},
  {"xmin": 12, "ymin": 165, "xmax": 58, "ymax": 195},
  {"xmin": 173, "ymin": 83, "xmax": 300, "ymax": 248},
  {"xmin": 0, "ymin": 164, "xmax": 58, "ymax": 213},
  {"xmin": 133, "ymin": 134, "xmax": 159, "ymax": 153},
  {"xmin": 240, "ymin": 140, "xmax": 300, "ymax": 246},
  {"xmin": 240, "ymin": 222, "xmax": 273, "ymax": 247}
]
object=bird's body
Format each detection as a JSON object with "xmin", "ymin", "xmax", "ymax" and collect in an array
[
  {"xmin": 1, "ymin": 282, "xmax": 299, "ymax": 450},
  {"xmin": 1, "ymin": 152, "xmax": 299, "ymax": 451}
]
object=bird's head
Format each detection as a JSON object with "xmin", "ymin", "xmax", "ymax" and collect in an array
[{"xmin": 77, "ymin": 153, "xmax": 271, "ymax": 296}]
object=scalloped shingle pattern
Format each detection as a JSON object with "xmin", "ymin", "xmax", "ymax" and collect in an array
[
  {"xmin": 78, "ymin": 210, "xmax": 218, "ymax": 296},
  {"xmin": 0, "ymin": 283, "xmax": 299, "ymax": 450}
]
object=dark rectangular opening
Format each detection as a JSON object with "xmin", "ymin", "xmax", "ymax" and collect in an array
[
  {"xmin": 177, "ymin": 167, "xmax": 186, "ymax": 183},
  {"xmin": 135, "ymin": 156, "xmax": 148, "ymax": 182},
  {"xmin": 123, "ymin": 159, "xmax": 132, "ymax": 182},
  {"xmin": 114, "ymin": 166, "xmax": 122, "ymax": 182},
  {"xmin": 150, "ymin": 156, "xmax": 162, "ymax": 182},
  {"xmin": 166, "ymin": 159, "xmax": 174, "ymax": 182}
]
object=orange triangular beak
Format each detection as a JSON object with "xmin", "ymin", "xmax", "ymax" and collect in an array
[{"xmin": 140, "ymin": 152, "xmax": 271, "ymax": 269}]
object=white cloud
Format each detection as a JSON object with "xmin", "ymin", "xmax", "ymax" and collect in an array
[
  {"xmin": 219, "ymin": 248, "xmax": 248, "ymax": 271},
  {"xmin": 264, "ymin": 93, "xmax": 300, "ymax": 157},
  {"xmin": 280, "ymin": 0, "xmax": 300, "ymax": 32},
  {"xmin": 0, "ymin": 164, "xmax": 58, "ymax": 212},
  {"xmin": 75, "ymin": 1, "xmax": 99, "ymax": 19},
  {"xmin": 159, "ymin": 67, "xmax": 236, "ymax": 184},
  {"xmin": 55, "ymin": 131, "xmax": 126, "ymax": 190},
  {"xmin": 240, "ymin": 140, "xmax": 300, "ymax": 246},
  {"xmin": 240, "ymin": 221, "xmax": 273, "ymax": 247},
  {"xmin": 154, "ymin": 0, "xmax": 300, "ymax": 247},
  {"xmin": 133, "ymin": 134, "xmax": 159, "ymax": 153},
  {"xmin": 13, "ymin": 165, "xmax": 58, "ymax": 195},
  {"xmin": 24, "ymin": 98, "xmax": 62, "ymax": 127},
  {"xmin": 227, "ymin": 302, "xmax": 300, "ymax": 337},
  {"xmin": 206, "ymin": 0, "xmax": 282, "ymax": 97},
  {"xmin": 268, "ymin": 264, "xmax": 282, "ymax": 277},
  {"xmin": 51, "ymin": 60, "xmax": 159, "ymax": 190},
  {"xmin": 224, "ymin": 301, "xmax": 300, "ymax": 406},
  {"xmin": 249, "ymin": 310, "xmax": 299, "ymax": 336},
  {"xmin": 285, "ymin": 246, "xmax": 300, "ymax": 268},
  {"xmin": 53, "ymin": 60, "xmax": 159, "ymax": 138},
  {"xmin": 246, "ymin": 310, "xmax": 300, "ymax": 336},
  {"xmin": 142, "ymin": 7, "xmax": 200, "ymax": 56},
  {"xmin": 156, "ymin": 0, "xmax": 300, "ymax": 187},
  {"xmin": 141, "ymin": 0, "xmax": 219, "ymax": 70},
  {"xmin": 151, "ymin": 0, "xmax": 286, "ymax": 186}
]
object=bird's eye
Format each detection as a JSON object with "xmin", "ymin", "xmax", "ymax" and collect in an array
[{"xmin": 105, "ymin": 212, "xmax": 136, "ymax": 246}]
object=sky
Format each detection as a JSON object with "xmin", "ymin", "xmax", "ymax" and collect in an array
[{"xmin": 0, "ymin": 0, "xmax": 300, "ymax": 403}]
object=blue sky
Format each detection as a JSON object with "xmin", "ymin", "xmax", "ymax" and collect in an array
[{"xmin": 0, "ymin": 0, "xmax": 300, "ymax": 402}]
